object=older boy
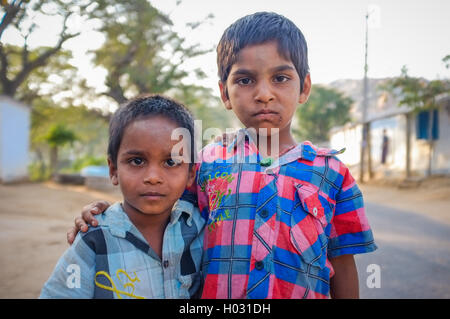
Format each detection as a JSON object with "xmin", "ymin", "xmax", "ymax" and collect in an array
[{"xmin": 69, "ymin": 12, "xmax": 377, "ymax": 299}]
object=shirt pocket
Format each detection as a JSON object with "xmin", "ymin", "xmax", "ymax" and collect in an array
[{"xmin": 289, "ymin": 183, "xmax": 333, "ymax": 269}]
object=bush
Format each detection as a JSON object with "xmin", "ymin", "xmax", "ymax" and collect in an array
[{"xmin": 28, "ymin": 162, "xmax": 51, "ymax": 182}]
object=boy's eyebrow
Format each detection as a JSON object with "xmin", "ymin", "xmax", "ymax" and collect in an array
[
  {"xmin": 230, "ymin": 68, "xmax": 255, "ymax": 77},
  {"xmin": 231, "ymin": 65, "xmax": 296, "ymax": 77},
  {"xmin": 122, "ymin": 150, "xmax": 146, "ymax": 156},
  {"xmin": 121, "ymin": 149, "xmax": 177, "ymax": 157},
  {"xmin": 271, "ymin": 65, "xmax": 296, "ymax": 73}
]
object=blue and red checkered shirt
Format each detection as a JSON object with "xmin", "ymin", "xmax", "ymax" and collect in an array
[{"xmin": 191, "ymin": 129, "xmax": 377, "ymax": 299}]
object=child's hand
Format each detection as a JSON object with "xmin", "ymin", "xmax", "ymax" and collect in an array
[{"xmin": 66, "ymin": 201, "xmax": 110, "ymax": 245}]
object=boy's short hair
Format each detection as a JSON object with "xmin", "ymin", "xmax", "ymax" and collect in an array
[
  {"xmin": 108, "ymin": 94, "xmax": 195, "ymax": 167},
  {"xmin": 217, "ymin": 11, "xmax": 309, "ymax": 92}
]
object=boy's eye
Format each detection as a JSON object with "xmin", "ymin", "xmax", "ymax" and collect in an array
[
  {"xmin": 274, "ymin": 75, "xmax": 289, "ymax": 83},
  {"xmin": 237, "ymin": 77, "xmax": 253, "ymax": 85},
  {"xmin": 128, "ymin": 157, "xmax": 144, "ymax": 166},
  {"xmin": 165, "ymin": 158, "xmax": 182, "ymax": 167}
]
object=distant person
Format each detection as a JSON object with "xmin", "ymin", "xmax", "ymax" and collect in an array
[
  {"xmin": 67, "ymin": 12, "xmax": 377, "ymax": 299},
  {"xmin": 40, "ymin": 95, "xmax": 204, "ymax": 298},
  {"xmin": 381, "ymin": 129, "xmax": 389, "ymax": 165}
]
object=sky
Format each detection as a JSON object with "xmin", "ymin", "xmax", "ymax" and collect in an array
[
  {"xmin": 3, "ymin": 0, "xmax": 450, "ymax": 105},
  {"xmin": 152, "ymin": 0, "xmax": 450, "ymax": 89}
]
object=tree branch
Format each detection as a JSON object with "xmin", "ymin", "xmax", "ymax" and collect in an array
[
  {"xmin": 0, "ymin": 0, "xmax": 25, "ymax": 40},
  {"xmin": 8, "ymin": 11, "xmax": 80, "ymax": 96}
]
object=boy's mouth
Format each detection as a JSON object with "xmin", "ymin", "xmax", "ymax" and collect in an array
[
  {"xmin": 254, "ymin": 109, "xmax": 279, "ymax": 120},
  {"xmin": 140, "ymin": 191, "xmax": 165, "ymax": 199}
]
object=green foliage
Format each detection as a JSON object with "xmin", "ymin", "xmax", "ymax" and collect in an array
[
  {"xmin": 0, "ymin": 0, "xmax": 91, "ymax": 98},
  {"xmin": 44, "ymin": 123, "xmax": 77, "ymax": 147},
  {"xmin": 294, "ymin": 85, "xmax": 352, "ymax": 143},
  {"xmin": 70, "ymin": 155, "xmax": 107, "ymax": 173},
  {"xmin": 31, "ymin": 100, "xmax": 109, "ymax": 152},
  {"xmin": 28, "ymin": 161, "xmax": 51, "ymax": 182},
  {"xmin": 380, "ymin": 65, "xmax": 450, "ymax": 113},
  {"xmin": 173, "ymin": 85, "xmax": 234, "ymax": 133},
  {"xmin": 89, "ymin": 0, "xmax": 211, "ymax": 104},
  {"xmin": 0, "ymin": 44, "xmax": 78, "ymax": 104}
]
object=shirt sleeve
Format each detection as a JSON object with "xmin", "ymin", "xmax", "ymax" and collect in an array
[
  {"xmin": 327, "ymin": 163, "xmax": 377, "ymax": 258},
  {"xmin": 39, "ymin": 233, "xmax": 96, "ymax": 298}
]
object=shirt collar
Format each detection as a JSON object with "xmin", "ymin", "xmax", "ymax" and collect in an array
[
  {"xmin": 170, "ymin": 198, "xmax": 195, "ymax": 226},
  {"xmin": 100, "ymin": 199, "xmax": 195, "ymax": 239},
  {"xmin": 225, "ymin": 128, "xmax": 315, "ymax": 164},
  {"xmin": 224, "ymin": 129, "xmax": 345, "ymax": 168}
]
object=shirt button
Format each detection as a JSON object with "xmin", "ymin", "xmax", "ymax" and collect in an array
[
  {"xmin": 312, "ymin": 207, "xmax": 318, "ymax": 217},
  {"xmin": 255, "ymin": 261, "xmax": 264, "ymax": 270},
  {"xmin": 260, "ymin": 210, "xmax": 268, "ymax": 218},
  {"xmin": 163, "ymin": 260, "xmax": 169, "ymax": 268}
]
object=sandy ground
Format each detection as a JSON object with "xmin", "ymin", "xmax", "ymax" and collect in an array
[
  {"xmin": 0, "ymin": 182, "xmax": 121, "ymax": 299},
  {"xmin": 0, "ymin": 177, "xmax": 449, "ymax": 299}
]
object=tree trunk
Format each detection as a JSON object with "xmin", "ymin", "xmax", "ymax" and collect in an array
[{"xmin": 49, "ymin": 146, "xmax": 58, "ymax": 177}]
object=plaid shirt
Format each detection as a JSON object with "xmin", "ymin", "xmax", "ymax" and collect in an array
[
  {"xmin": 192, "ymin": 129, "xmax": 377, "ymax": 299},
  {"xmin": 40, "ymin": 200, "xmax": 204, "ymax": 299}
]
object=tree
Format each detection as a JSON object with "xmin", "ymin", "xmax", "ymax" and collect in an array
[
  {"xmin": 44, "ymin": 123, "xmax": 77, "ymax": 176},
  {"xmin": 382, "ymin": 61, "xmax": 450, "ymax": 177},
  {"xmin": 0, "ymin": 0, "xmax": 91, "ymax": 99},
  {"xmin": 294, "ymin": 85, "xmax": 353, "ymax": 144},
  {"xmin": 30, "ymin": 97, "xmax": 110, "ymax": 179},
  {"xmin": 88, "ymin": 0, "xmax": 211, "ymax": 105},
  {"xmin": 0, "ymin": 43, "xmax": 78, "ymax": 104}
]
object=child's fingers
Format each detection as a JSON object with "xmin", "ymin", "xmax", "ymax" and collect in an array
[
  {"xmin": 75, "ymin": 216, "xmax": 89, "ymax": 233},
  {"xmin": 94, "ymin": 201, "xmax": 110, "ymax": 215},
  {"xmin": 66, "ymin": 227, "xmax": 77, "ymax": 245}
]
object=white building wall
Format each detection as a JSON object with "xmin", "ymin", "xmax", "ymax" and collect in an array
[
  {"xmin": 0, "ymin": 96, "xmax": 30, "ymax": 182},
  {"xmin": 432, "ymin": 104, "xmax": 450, "ymax": 174},
  {"xmin": 330, "ymin": 124, "xmax": 362, "ymax": 167},
  {"xmin": 330, "ymin": 104, "xmax": 450, "ymax": 179}
]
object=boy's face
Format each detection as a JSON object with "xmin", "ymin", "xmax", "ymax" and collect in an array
[
  {"xmin": 109, "ymin": 116, "xmax": 195, "ymax": 219},
  {"xmin": 219, "ymin": 41, "xmax": 311, "ymax": 138}
]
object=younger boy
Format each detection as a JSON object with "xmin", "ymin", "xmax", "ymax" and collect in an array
[
  {"xmin": 41, "ymin": 95, "xmax": 204, "ymax": 298},
  {"xmin": 69, "ymin": 12, "xmax": 377, "ymax": 299}
]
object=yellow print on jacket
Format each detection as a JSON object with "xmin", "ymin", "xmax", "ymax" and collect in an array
[{"xmin": 94, "ymin": 269, "xmax": 145, "ymax": 299}]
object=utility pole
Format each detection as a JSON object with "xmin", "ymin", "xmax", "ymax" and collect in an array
[{"xmin": 360, "ymin": 11, "xmax": 370, "ymax": 183}]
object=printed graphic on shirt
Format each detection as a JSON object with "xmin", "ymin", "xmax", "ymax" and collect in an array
[
  {"xmin": 200, "ymin": 168, "xmax": 235, "ymax": 227},
  {"xmin": 94, "ymin": 269, "xmax": 145, "ymax": 299}
]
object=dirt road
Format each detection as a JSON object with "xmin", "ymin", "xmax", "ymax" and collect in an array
[
  {"xmin": 0, "ymin": 178, "xmax": 449, "ymax": 298},
  {"xmin": 0, "ymin": 182, "xmax": 121, "ymax": 298}
]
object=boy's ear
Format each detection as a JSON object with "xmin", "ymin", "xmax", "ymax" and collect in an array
[
  {"xmin": 186, "ymin": 165, "xmax": 196, "ymax": 188},
  {"xmin": 298, "ymin": 73, "xmax": 312, "ymax": 104},
  {"xmin": 219, "ymin": 81, "xmax": 232, "ymax": 110},
  {"xmin": 108, "ymin": 158, "xmax": 119, "ymax": 186}
]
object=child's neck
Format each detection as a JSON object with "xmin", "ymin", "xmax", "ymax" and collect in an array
[
  {"xmin": 256, "ymin": 130, "xmax": 297, "ymax": 159},
  {"xmin": 121, "ymin": 201, "xmax": 171, "ymax": 259}
]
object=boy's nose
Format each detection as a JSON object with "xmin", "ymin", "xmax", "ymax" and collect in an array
[
  {"xmin": 143, "ymin": 166, "xmax": 163, "ymax": 185},
  {"xmin": 255, "ymin": 81, "xmax": 275, "ymax": 103}
]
